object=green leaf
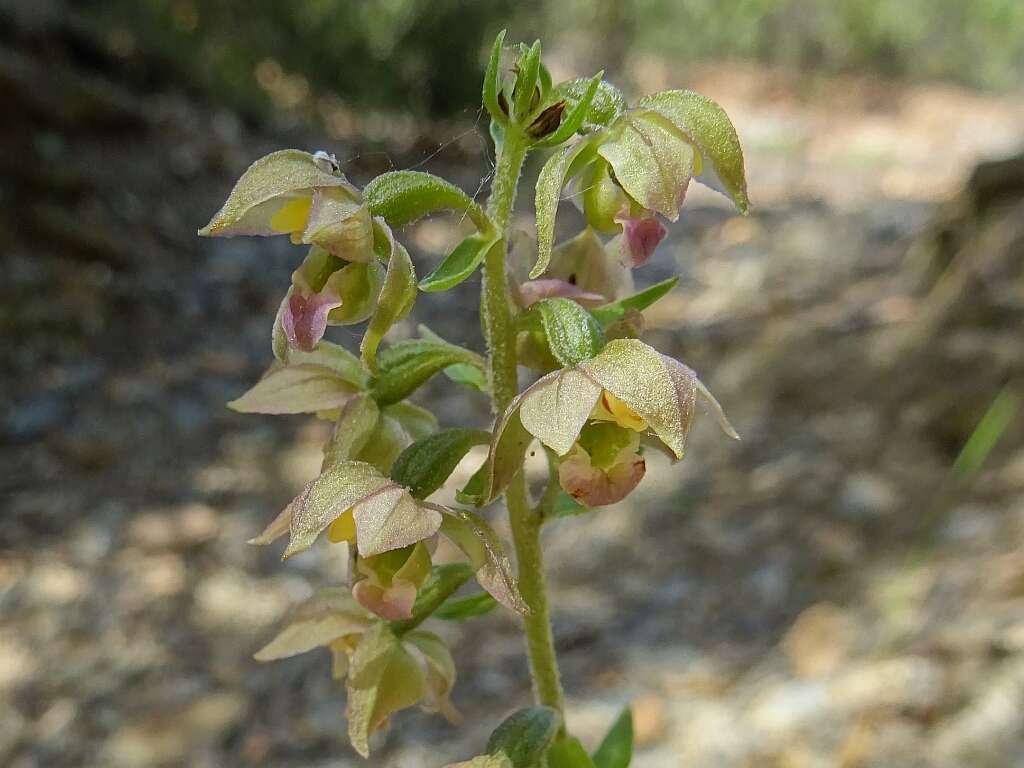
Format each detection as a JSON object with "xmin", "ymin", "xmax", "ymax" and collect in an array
[
  {"xmin": 346, "ymin": 624, "xmax": 426, "ymax": 758},
  {"xmin": 548, "ymin": 736, "xmax": 597, "ymax": 768},
  {"xmin": 391, "ymin": 429, "xmax": 491, "ymax": 499},
  {"xmin": 512, "ymin": 40, "xmax": 542, "ymax": 120},
  {"xmin": 227, "ymin": 363, "xmax": 359, "ymax": 415},
  {"xmin": 537, "ymin": 71, "xmax": 602, "ymax": 147},
  {"xmin": 361, "ymin": 226, "xmax": 416, "ymax": 373},
  {"xmin": 363, "ymin": 170, "xmax": 491, "ymax": 233},
  {"xmin": 418, "ymin": 325, "xmax": 489, "ymax": 392},
  {"xmin": 283, "ymin": 460, "xmax": 441, "ymax": 558},
  {"xmin": 390, "ymin": 562, "xmax": 475, "ymax": 634},
  {"xmin": 286, "ymin": 341, "xmax": 368, "ymax": 387},
  {"xmin": 483, "ymin": 29, "xmax": 507, "ymax": 125},
  {"xmin": 486, "ymin": 706, "xmax": 562, "ymax": 768},
  {"xmin": 639, "ymin": 89, "xmax": 749, "ymax": 213},
  {"xmin": 592, "ymin": 708, "xmax": 633, "ymax": 768},
  {"xmin": 370, "ymin": 340, "xmax": 486, "ymax": 406},
  {"xmin": 419, "ymin": 233, "xmax": 501, "ymax": 292},
  {"xmin": 528, "ymin": 298, "xmax": 605, "ymax": 367},
  {"xmin": 440, "ymin": 507, "xmax": 529, "ymax": 614},
  {"xmin": 446, "ymin": 756, "xmax": 512, "ymax": 768},
  {"xmin": 590, "ymin": 278, "xmax": 679, "ymax": 326},
  {"xmin": 533, "ymin": 139, "xmax": 598, "ymax": 278},
  {"xmin": 550, "ymin": 78, "xmax": 626, "ymax": 132},
  {"xmin": 436, "ymin": 592, "xmax": 498, "ymax": 621}
]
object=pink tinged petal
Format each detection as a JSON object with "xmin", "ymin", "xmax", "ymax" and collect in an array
[
  {"xmin": 282, "ymin": 288, "xmax": 343, "ymax": 352},
  {"xmin": 352, "ymin": 578, "xmax": 417, "ymax": 621},
  {"xmin": 517, "ymin": 278, "xmax": 605, "ymax": 308},
  {"xmin": 558, "ymin": 449, "xmax": 646, "ymax": 507},
  {"xmin": 615, "ymin": 212, "xmax": 668, "ymax": 268}
]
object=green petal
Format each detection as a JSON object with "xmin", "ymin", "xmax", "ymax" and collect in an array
[
  {"xmin": 253, "ymin": 588, "xmax": 371, "ymax": 662},
  {"xmin": 597, "ymin": 110, "xmax": 696, "ymax": 221},
  {"xmin": 640, "ymin": 89, "xmax": 749, "ymax": 213},
  {"xmin": 227, "ymin": 362, "xmax": 358, "ymax": 415},
  {"xmin": 321, "ymin": 393, "xmax": 380, "ymax": 471},
  {"xmin": 301, "ymin": 188, "xmax": 376, "ymax": 261},
  {"xmin": 519, "ymin": 368, "xmax": 603, "ymax": 456}
]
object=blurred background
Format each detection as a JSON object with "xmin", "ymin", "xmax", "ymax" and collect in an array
[{"xmin": 3, "ymin": 0, "xmax": 1024, "ymax": 765}]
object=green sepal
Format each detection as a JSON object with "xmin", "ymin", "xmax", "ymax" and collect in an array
[
  {"xmin": 391, "ymin": 428, "xmax": 491, "ymax": 499},
  {"xmin": 590, "ymin": 277, "xmax": 679, "ymax": 326},
  {"xmin": 550, "ymin": 78, "xmax": 626, "ymax": 132},
  {"xmin": 547, "ymin": 736, "xmax": 597, "ymax": 768},
  {"xmin": 483, "ymin": 29, "xmax": 507, "ymax": 125},
  {"xmin": 592, "ymin": 707, "xmax": 634, "ymax": 768},
  {"xmin": 363, "ymin": 170, "xmax": 492, "ymax": 233},
  {"xmin": 526, "ymin": 298, "xmax": 606, "ymax": 368},
  {"xmin": 512, "ymin": 40, "xmax": 542, "ymax": 120},
  {"xmin": 370, "ymin": 340, "xmax": 485, "ymax": 405},
  {"xmin": 419, "ymin": 232, "xmax": 501, "ymax": 293},
  {"xmin": 436, "ymin": 592, "xmax": 498, "ymax": 621},
  {"xmin": 485, "ymin": 706, "xmax": 562, "ymax": 768},
  {"xmin": 532, "ymin": 138, "xmax": 599, "ymax": 278},
  {"xmin": 361, "ymin": 230, "xmax": 416, "ymax": 373},
  {"xmin": 536, "ymin": 71, "xmax": 602, "ymax": 147},
  {"xmin": 389, "ymin": 562, "xmax": 475, "ymax": 636}
]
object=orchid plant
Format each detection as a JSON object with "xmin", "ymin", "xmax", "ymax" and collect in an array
[{"xmin": 199, "ymin": 31, "xmax": 747, "ymax": 767}]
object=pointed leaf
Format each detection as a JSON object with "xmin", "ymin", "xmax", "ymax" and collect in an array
[
  {"xmin": 436, "ymin": 592, "xmax": 499, "ymax": 621},
  {"xmin": 550, "ymin": 78, "xmax": 626, "ymax": 132},
  {"xmin": 419, "ymin": 233, "xmax": 501, "ymax": 292},
  {"xmin": 547, "ymin": 736, "xmax": 597, "ymax": 768},
  {"xmin": 287, "ymin": 341, "xmax": 368, "ymax": 387},
  {"xmin": 283, "ymin": 460, "xmax": 441, "ymax": 558},
  {"xmin": 528, "ymin": 298, "xmax": 606, "ymax": 367},
  {"xmin": 228, "ymin": 363, "xmax": 358, "ymax": 415},
  {"xmin": 483, "ymin": 29, "xmax": 507, "ymax": 124},
  {"xmin": 537, "ymin": 71, "xmax": 602, "ymax": 147},
  {"xmin": 418, "ymin": 325, "xmax": 489, "ymax": 392},
  {"xmin": 361, "ymin": 224, "xmax": 416, "ymax": 373},
  {"xmin": 486, "ymin": 706, "xmax": 562, "ymax": 768},
  {"xmin": 447, "ymin": 756, "xmax": 513, "ymax": 768},
  {"xmin": 254, "ymin": 588, "xmax": 372, "ymax": 662},
  {"xmin": 639, "ymin": 89, "xmax": 749, "ymax": 212},
  {"xmin": 592, "ymin": 707, "xmax": 633, "ymax": 768},
  {"xmin": 391, "ymin": 429, "xmax": 491, "ymax": 499},
  {"xmin": 363, "ymin": 170, "xmax": 491, "ymax": 232},
  {"xmin": 370, "ymin": 340, "xmax": 485, "ymax": 406},
  {"xmin": 590, "ymin": 277, "xmax": 679, "ymax": 326},
  {"xmin": 440, "ymin": 506, "xmax": 529, "ymax": 614}
]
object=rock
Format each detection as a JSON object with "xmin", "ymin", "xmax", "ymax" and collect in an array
[
  {"xmin": 632, "ymin": 692, "xmax": 667, "ymax": 747},
  {"xmin": 749, "ymin": 679, "xmax": 831, "ymax": 738},
  {"xmin": 931, "ymin": 658, "xmax": 1024, "ymax": 768},
  {"xmin": 839, "ymin": 473, "xmax": 899, "ymax": 519},
  {"xmin": 783, "ymin": 603, "xmax": 856, "ymax": 678},
  {"xmin": 830, "ymin": 656, "xmax": 946, "ymax": 714}
]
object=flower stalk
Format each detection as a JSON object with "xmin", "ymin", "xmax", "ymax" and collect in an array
[{"xmin": 481, "ymin": 124, "xmax": 565, "ymax": 714}]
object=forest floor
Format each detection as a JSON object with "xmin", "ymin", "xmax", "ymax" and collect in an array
[{"xmin": 3, "ymin": 60, "xmax": 1024, "ymax": 767}]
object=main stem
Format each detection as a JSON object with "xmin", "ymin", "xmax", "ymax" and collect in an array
[{"xmin": 482, "ymin": 127, "xmax": 565, "ymax": 714}]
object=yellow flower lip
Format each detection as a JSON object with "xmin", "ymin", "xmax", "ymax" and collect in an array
[
  {"xmin": 270, "ymin": 195, "xmax": 314, "ymax": 235},
  {"xmin": 591, "ymin": 390, "xmax": 647, "ymax": 432}
]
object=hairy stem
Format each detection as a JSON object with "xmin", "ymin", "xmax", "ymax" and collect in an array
[{"xmin": 481, "ymin": 126, "xmax": 565, "ymax": 714}]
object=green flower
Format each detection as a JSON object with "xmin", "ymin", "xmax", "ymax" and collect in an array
[
  {"xmin": 469, "ymin": 338, "xmax": 737, "ymax": 506},
  {"xmin": 533, "ymin": 89, "xmax": 749, "ymax": 276}
]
